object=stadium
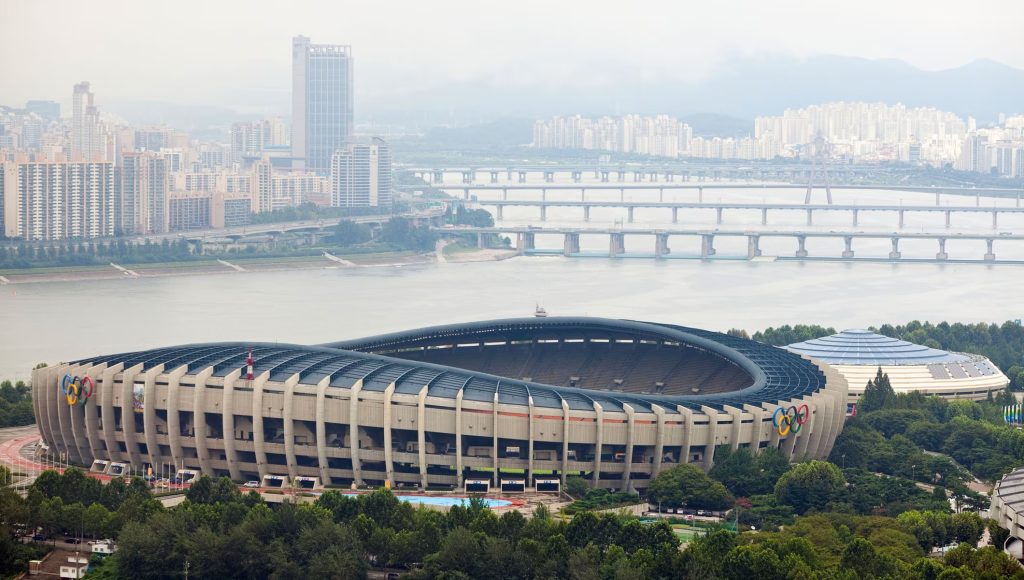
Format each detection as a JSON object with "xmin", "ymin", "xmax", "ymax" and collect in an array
[
  {"xmin": 33, "ymin": 317, "xmax": 847, "ymax": 493},
  {"xmin": 785, "ymin": 329, "xmax": 1008, "ymax": 404}
]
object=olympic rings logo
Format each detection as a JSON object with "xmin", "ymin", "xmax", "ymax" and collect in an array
[
  {"xmin": 60, "ymin": 374, "xmax": 94, "ymax": 406},
  {"xmin": 772, "ymin": 404, "xmax": 809, "ymax": 437}
]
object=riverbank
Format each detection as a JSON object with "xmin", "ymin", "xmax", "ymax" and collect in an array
[{"xmin": 0, "ymin": 247, "xmax": 518, "ymax": 285}]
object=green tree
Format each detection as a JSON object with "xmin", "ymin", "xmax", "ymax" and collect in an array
[
  {"xmin": 860, "ymin": 367, "xmax": 897, "ymax": 413},
  {"xmin": 774, "ymin": 461, "xmax": 845, "ymax": 515},
  {"xmin": 648, "ymin": 464, "xmax": 734, "ymax": 511}
]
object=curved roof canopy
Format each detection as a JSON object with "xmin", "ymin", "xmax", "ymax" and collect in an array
[
  {"xmin": 785, "ymin": 329, "xmax": 969, "ymax": 366},
  {"xmin": 72, "ymin": 317, "xmax": 827, "ymax": 414}
]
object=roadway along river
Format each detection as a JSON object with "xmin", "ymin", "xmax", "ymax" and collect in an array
[{"xmin": 1, "ymin": 256, "xmax": 1022, "ymax": 380}]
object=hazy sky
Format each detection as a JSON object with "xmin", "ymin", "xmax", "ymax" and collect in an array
[{"xmin": 2, "ymin": 0, "xmax": 1022, "ymax": 114}]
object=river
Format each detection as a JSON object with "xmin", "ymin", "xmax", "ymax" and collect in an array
[{"xmin": 1, "ymin": 182, "xmax": 1022, "ymax": 380}]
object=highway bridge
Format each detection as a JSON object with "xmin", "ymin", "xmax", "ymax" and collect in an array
[
  {"xmin": 437, "ymin": 225, "xmax": 1024, "ymax": 263},
  {"xmin": 471, "ymin": 199, "xmax": 1024, "ymax": 229}
]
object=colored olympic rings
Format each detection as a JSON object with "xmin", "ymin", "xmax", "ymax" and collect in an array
[
  {"xmin": 59, "ymin": 374, "xmax": 95, "ymax": 406},
  {"xmin": 772, "ymin": 404, "xmax": 810, "ymax": 437}
]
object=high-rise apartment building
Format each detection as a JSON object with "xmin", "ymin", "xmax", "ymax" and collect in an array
[
  {"xmin": 71, "ymin": 82, "xmax": 103, "ymax": 161},
  {"xmin": 120, "ymin": 152, "xmax": 170, "ymax": 234},
  {"xmin": 329, "ymin": 138, "xmax": 391, "ymax": 208},
  {"xmin": 231, "ymin": 118, "xmax": 288, "ymax": 164},
  {"xmin": 292, "ymin": 35, "xmax": 353, "ymax": 174},
  {"xmin": 1, "ymin": 157, "xmax": 114, "ymax": 240}
]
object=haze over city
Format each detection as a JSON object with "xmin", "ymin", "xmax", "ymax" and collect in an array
[{"xmin": 3, "ymin": 1, "xmax": 1024, "ymax": 578}]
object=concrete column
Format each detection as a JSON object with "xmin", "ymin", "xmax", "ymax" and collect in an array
[
  {"xmin": 83, "ymin": 363, "xmax": 108, "ymax": 462},
  {"xmin": 527, "ymin": 395, "xmax": 535, "ymax": 487},
  {"xmin": 69, "ymin": 364, "xmax": 94, "ymax": 464},
  {"xmin": 540, "ymin": 206, "xmax": 547, "ymax": 221},
  {"xmin": 658, "ymin": 187, "xmax": 664, "ymax": 202},
  {"xmin": 563, "ymin": 233, "xmax": 580, "ymax": 256},
  {"xmin": 490, "ymin": 171, "xmax": 498, "ymax": 184},
  {"xmin": 417, "ymin": 386, "xmax": 428, "ymax": 489},
  {"xmin": 976, "ymin": 192, "xmax": 981, "ymax": 207},
  {"xmin": 592, "ymin": 402, "xmax": 604, "ymax": 489},
  {"xmin": 583, "ymin": 206, "xmax": 590, "ymax": 222},
  {"xmin": 985, "ymin": 239, "xmax": 996, "ymax": 261},
  {"xmin": 761, "ymin": 208, "xmax": 768, "ymax": 225},
  {"xmin": 619, "ymin": 188, "xmax": 625, "ymax": 201},
  {"xmin": 164, "ymin": 365, "xmax": 187, "ymax": 469},
  {"xmin": 766, "ymin": 404, "xmax": 782, "ymax": 451},
  {"xmin": 852, "ymin": 209, "xmax": 859, "ymax": 227},
  {"xmin": 655, "ymin": 233, "xmax": 670, "ymax": 258},
  {"xmin": 581, "ymin": 188, "xmax": 586, "ymax": 201},
  {"xmin": 945, "ymin": 210, "xmax": 951, "ymax": 228},
  {"xmin": 698, "ymin": 186, "xmax": 703, "ymax": 203},
  {"xmin": 627, "ymin": 207, "xmax": 634, "ymax": 223},
  {"xmin": 315, "ymin": 376, "xmax": 331, "ymax": 486},
  {"xmin": 898, "ymin": 210, "xmax": 905, "ymax": 228},
  {"xmin": 432, "ymin": 170, "xmax": 443, "ymax": 184},
  {"xmin": 795, "ymin": 236, "xmax": 808, "ymax": 258},
  {"xmin": 700, "ymin": 406, "xmax": 720, "ymax": 470},
  {"xmin": 842, "ymin": 237, "xmax": 854, "ymax": 258},
  {"xmin": 222, "ymin": 368, "xmax": 243, "ymax": 481},
  {"xmin": 700, "ymin": 235, "xmax": 716, "ymax": 258},
  {"xmin": 120, "ymin": 364, "xmax": 145, "ymax": 468},
  {"xmin": 651, "ymin": 405, "xmax": 666, "ymax": 478},
  {"xmin": 672, "ymin": 207, "xmax": 679, "ymax": 223},
  {"xmin": 54, "ymin": 364, "xmax": 76, "ymax": 463},
  {"xmin": 609, "ymin": 233, "xmax": 625, "ymax": 257},
  {"xmin": 617, "ymin": 170, "xmax": 625, "ymax": 182},
  {"xmin": 99, "ymin": 364, "xmax": 124, "ymax": 463},
  {"xmin": 283, "ymin": 374, "xmax": 300, "ymax": 483},
  {"xmin": 993, "ymin": 211, "xmax": 998, "ymax": 229},
  {"xmin": 889, "ymin": 237, "xmax": 901, "ymax": 259},
  {"xmin": 936, "ymin": 238, "xmax": 948, "ymax": 260},
  {"xmin": 935, "ymin": 192, "xmax": 940, "ymax": 206},
  {"xmin": 716, "ymin": 207, "xmax": 723, "ymax": 225},
  {"xmin": 677, "ymin": 406, "xmax": 693, "ymax": 465},
  {"xmin": 455, "ymin": 387, "xmax": 465, "ymax": 486},
  {"xmin": 518, "ymin": 171, "xmax": 527, "ymax": 183},
  {"xmin": 496, "ymin": 205, "xmax": 504, "ymax": 220},
  {"xmin": 541, "ymin": 188, "xmax": 547, "ymax": 201},
  {"xmin": 348, "ymin": 379, "xmax": 364, "ymax": 486},
  {"xmin": 622, "ymin": 404, "xmax": 635, "ymax": 491},
  {"xmin": 383, "ymin": 383, "xmax": 395, "ymax": 487},
  {"xmin": 724, "ymin": 406, "xmax": 743, "ymax": 451},
  {"xmin": 477, "ymin": 233, "xmax": 485, "ymax": 249},
  {"xmin": 492, "ymin": 392, "xmax": 499, "ymax": 487},
  {"xmin": 141, "ymin": 365, "xmax": 165, "ymax": 470},
  {"xmin": 251, "ymin": 371, "xmax": 271, "ymax": 480},
  {"xmin": 193, "ymin": 367, "xmax": 214, "ymax": 475},
  {"xmin": 806, "ymin": 209, "xmax": 813, "ymax": 226},
  {"xmin": 743, "ymin": 405, "xmax": 766, "ymax": 454},
  {"xmin": 502, "ymin": 188, "xmax": 508, "ymax": 201},
  {"xmin": 560, "ymin": 399, "xmax": 571, "ymax": 484},
  {"xmin": 747, "ymin": 235, "xmax": 761, "ymax": 259},
  {"xmin": 545, "ymin": 171, "xmax": 554, "ymax": 183},
  {"xmin": 462, "ymin": 188, "xmax": 470, "ymax": 200}
]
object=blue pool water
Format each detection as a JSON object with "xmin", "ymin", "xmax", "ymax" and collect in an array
[{"xmin": 342, "ymin": 493, "xmax": 512, "ymax": 508}]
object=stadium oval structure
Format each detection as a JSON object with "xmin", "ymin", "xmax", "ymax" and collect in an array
[
  {"xmin": 33, "ymin": 317, "xmax": 847, "ymax": 492},
  {"xmin": 785, "ymin": 329, "xmax": 1008, "ymax": 403}
]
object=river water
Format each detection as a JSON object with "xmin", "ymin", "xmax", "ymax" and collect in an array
[{"xmin": 1, "ymin": 180, "xmax": 1022, "ymax": 380}]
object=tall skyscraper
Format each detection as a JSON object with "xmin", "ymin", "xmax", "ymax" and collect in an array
[
  {"xmin": 292, "ymin": 35, "xmax": 353, "ymax": 174},
  {"xmin": 330, "ymin": 138, "xmax": 391, "ymax": 208},
  {"xmin": 71, "ymin": 82, "xmax": 103, "ymax": 160},
  {"xmin": 120, "ymin": 152, "xmax": 170, "ymax": 234}
]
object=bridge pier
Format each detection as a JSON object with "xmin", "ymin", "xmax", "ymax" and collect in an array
[
  {"xmin": 852, "ymin": 209, "xmax": 859, "ymax": 227},
  {"xmin": 544, "ymin": 171, "xmax": 555, "ymax": 183},
  {"xmin": 655, "ymin": 233, "xmax": 670, "ymax": 258},
  {"xmin": 540, "ymin": 206, "xmax": 547, "ymax": 222},
  {"xmin": 617, "ymin": 170, "xmax": 625, "ymax": 182},
  {"xmin": 795, "ymin": 236, "xmax": 808, "ymax": 258},
  {"xmin": 698, "ymin": 186, "xmax": 704, "ymax": 203},
  {"xmin": 992, "ymin": 211, "xmax": 998, "ymax": 229},
  {"xmin": 898, "ymin": 210, "xmax": 904, "ymax": 229},
  {"xmin": 672, "ymin": 208, "xmax": 679, "ymax": 224},
  {"xmin": 572, "ymin": 171, "xmax": 582, "ymax": 183},
  {"xmin": 496, "ymin": 205, "xmax": 504, "ymax": 221},
  {"xmin": 563, "ymin": 233, "xmax": 580, "ymax": 256},
  {"xmin": 658, "ymin": 187, "xmax": 664, "ymax": 203},
  {"xmin": 716, "ymin": 207, "xmax": 723, "ymax": 225},
  {"xmin": 648, "ymin": 171, "xmax": 658, "ymax": 182},
  {"xmin": 432, "ymin": 170, "xmax": 444, "ymax": 184},
  {"xmin": 583, "ymin": 206, "xmax": 590, "ymax": 222},
  {"xmin": 541, "ymin": 188, "xmax": 547, "ymax": 201},
  {"xmin": 633, "ymin": 171, "xmax": 642, "ymax": 182},
  {"xmin": 620, "ymin": 188, "xmax": 625, "ymax": 202},
  {"xmin": 507, "ymin": 168, "xmax": 513, "ymax": 181},
  {"xmin": 580, "ymin": 189, "xmax": 586, "ymax": 202},
  {"xmin": 628, "ymin": 207, "xmax": 635, "ymax": 223},
  {"xmin": 889, "ymin": 238, "xmax": 901, "ymax": 260},
  {"xmin": 600, "ymin": 171, "xmax": 609, "ymax": 182},
  {"xmin": 746, "ymin": 235, "xmax": 761, "ymax": 259},
  {"xmin": 761, "ymin": 208, "xmax": 768, "ymax": 225},
  {"xmin": 518, "ymin": 171, "xmax": 527, "ymax": 184},
  {"xmin": 666, "ymin": 172, "xmax": 675, "ymax": 182},
  {"xmin": 976, "ymin": 192, "xmax": 981, "ymax": 207},
  {"xmin": 609, "ymin": 233, "xmax": 625, "ymax": 258},
  {"xmin": 945, "ymin": 210, "xmax": 951, "ymax": 229},
  {"xmin": 842, "ymin": 237, "xmax": 854, "ymax": 258},
  {"xmin": 502, "ymin": 188, "xmax": 508, "ymax": 201},
  {"xmin": 700, "ymin": 235, "xmax": 716, "ymax": 258},
  {"xmin": 461, "ymin": 171, "xmax": 473, "ymax": 184},
  {"xmin": 463, "ymin": 188, "xmax": 470, "ymax": 200},
  {"xmin": 490, "ymin": 171, "xmax": 499, "ymax": 184},
  {"xmin": 806, "ymin": 208, "xmax": 813, "ymax": 226},
  {"xmin": 936, "ymin": 238, "xmax": 948, "ymax": 260},
  {"xmin": 935, "ymin": 192, "xmax": 940, "ymax": 206},
  {"xmin": 985, "ymin": 239, "xmax": 995, "ymax": 261},
  {"xmin": 515, "ymin": 232, "xmax": 535, "ymax": 255},
  {"xmin": 477, "ymin": 233, "xmax": 485, "ymax": 249}
]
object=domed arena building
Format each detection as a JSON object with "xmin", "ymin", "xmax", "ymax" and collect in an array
[
  {"xmin": 33, "ymin": 317, "xmax": 847, "ymax": 493},
  {"xmin": 785, "ymin": 329, "xmax": 1008, "ymax": 404}
]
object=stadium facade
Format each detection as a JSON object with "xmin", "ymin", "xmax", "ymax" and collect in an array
[
  {"xmin": 34, "ymin": 318, "xmax": 847, "ymax": 492},
  {"xmin": 785, "ymin": 329, "xmax": 1008, "ymax": 403}
]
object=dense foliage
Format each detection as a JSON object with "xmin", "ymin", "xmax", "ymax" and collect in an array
[
  {"xmin": 0, "ymin": 379, "xmax": 34, "ymax": 427},
  {"xmin": 751, "ymin": 324, "xmax": 837, "ymax": 346},
  {"xmin": 248, "ymin": 202, "xmax": 389, "ymax": 225}
]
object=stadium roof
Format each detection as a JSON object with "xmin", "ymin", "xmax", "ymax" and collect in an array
[
  {"xmin": 785, "ymin": 329, "xmax": 969, "ymax": 366},
  {"xmin": 72, "ymin": 317, "xmax": 827, "ymax": 414}
]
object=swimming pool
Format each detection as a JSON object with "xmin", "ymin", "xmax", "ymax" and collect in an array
[{"xmin": 342, "ymin": 493, "xmax": 513, "ymax": 508}]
